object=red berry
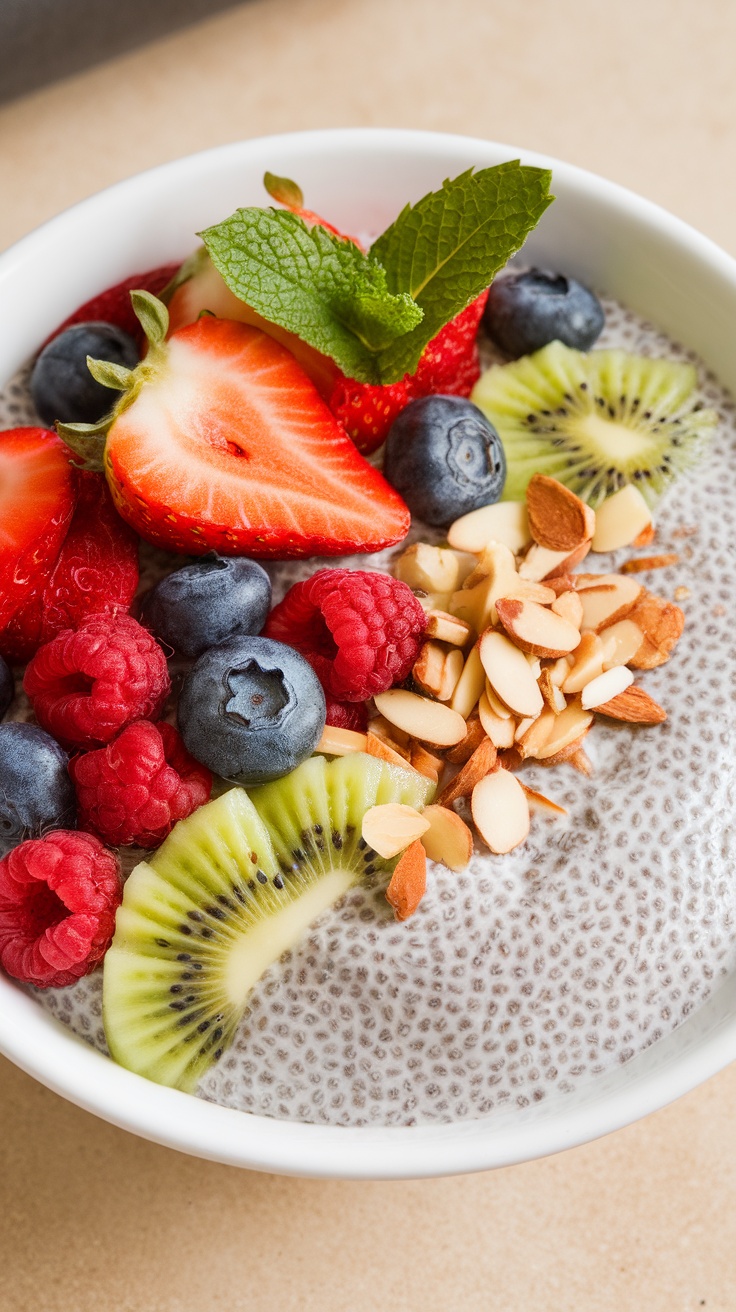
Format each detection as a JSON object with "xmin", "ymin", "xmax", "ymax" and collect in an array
[
  {"xmin": 264, "ymin": 569, "xmax": 426, "ymax": 702},
  {"xmin": 0, "ymin": 830, "xmax": 121, "ymax": 989},
  {"xmin": 329, "ymin": 377, "xmax": 411, "ymax": 454},
  {"xmin": 0, "ymin": 428, "xmax": 75, "ymax": 630},
  {"xmin": 0, "ymin": 472, "xmax": 139, "ymax": 664},
  {"xmin": 71, "ymin": 720, "xmax": 212, "ymax": 849},
  {"xmin": 43, "ymin": 263, "xmax": 180, "ymax": 348},
  {"xmin": 24, "ymin": 613, "xmax": 170, "ymax": 750},
  {"xmin": 324, "ymin": 697, "xmax": 368, "ymax": 732}
]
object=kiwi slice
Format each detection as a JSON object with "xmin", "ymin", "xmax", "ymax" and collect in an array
[
  {"xmin": 102, "ymin": 753, "xmax": 434, "ymax": 1092},
  {"xmin": 472, "ymin": 340, "xmax": 717, "ymax": 507}
]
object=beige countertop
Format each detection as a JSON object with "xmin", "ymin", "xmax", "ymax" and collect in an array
[{"xmin": 1, "ymin": 1, "xmax": 735, "ymax": 1307}]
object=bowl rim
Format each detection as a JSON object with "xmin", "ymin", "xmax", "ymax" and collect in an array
[{"xmin": 1, "ymin": 126, "xmax": 735, "ymax": 1178}]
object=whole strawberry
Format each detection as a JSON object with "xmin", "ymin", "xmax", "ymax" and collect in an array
[{"xmin": 42, "ymin": 263, "xmax": 179, "ymax": 347}]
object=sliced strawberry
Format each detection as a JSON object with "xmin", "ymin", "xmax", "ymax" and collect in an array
[
  {"xmin": 44, "ymin": 264, "xmax": 180, "ymax": 349},
  {"xmin": 0, "ymin": 472, "xmax": 139, "ymax": 664},
  {"xmin": 95, "ymin": 317, "xmax": 409, "ymax": 558},
  {"xmin": 0, "ymin": 428, "xmax": 75, "ymax": 630}
]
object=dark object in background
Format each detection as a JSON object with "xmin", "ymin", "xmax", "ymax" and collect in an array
[
  {"xmin": 0, "ymin": 0, "xmax": 245, "ymax": 104},
  {"xmin": 31, "ymin": 321, "xmax": 140, "ymax": 426}
]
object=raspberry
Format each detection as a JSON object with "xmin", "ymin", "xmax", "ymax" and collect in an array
[
  {"xmin": 0, "ymin": 830, "xmax": 121, "ymax": 988},
  {"xmin": 24, "ymin": 613, "xmax": 170, "ymax": 750},
  {"xmin": 324, "ymin": 697, "xmax": 368, "ymax": 732},
  {"xmin": 0, "ymin": 472, "xmax": 139, "ymax": 664},
  {"xmin": 71, "ymin": 720, "xmax": 212, "ymax": 849},
  {"xmin": 265, "ymin": 569, "xmax": 426, "ymax": 702}
]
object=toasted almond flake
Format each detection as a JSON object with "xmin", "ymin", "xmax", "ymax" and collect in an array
[
  {"xmin": 592, "ymin": 485, "xmax": 652, "ymax": 553},
  {"xmin": 548, "ymin": 654, "xmax": 574, "ymax": 687},
  {"xmin": 316, "ymin": 725, "xmax": 368, "ymax": 756},
  {"xmin": 420, "ymin": 805, "xmax": 474, "ymax": 871},
  {"xmin": 394, "ymin": 542, "xmax": 476, "ymax": 593},
  {"xmin": 599, "ymin": 619, "xmax": 645, "ymax": 670},
  {"xmin": 409, "ymin": 742, "xmax": 444, "ymax": 783},
  {"xmin": 471, "ymin": 769, "xmax": 530, "ymax": 854},
  {"xmin": 516, "ymin": 707, "xmax": 556, "ymax": 758},
  {"xmin": 485, "ymin": 682, "xmax": 513, "ymax": 718},
  {"xmin": 550, "ymin": 589, "xmax": 583, "ymax": 629},
  {"xmin": 520, "ymin": 782, "xmax": 568, "ymax": 817},
  {"xmin": 561, "ymin": 632, "xmax": 605, "ymax": 693},
  {"xmin": 538, "ymin": 666, "xmax": 566, "ymax": 713},
  {"xmin": 425, "ymin": 609, "xmax": 473, "ymax": 646},
  {"xmin": 529, "ymin": 699, "xmax": 593, "ymax": 761},
  {"xmin": 478, "ymin": 693, "xmax": 517, "ymax": 748},
  {"xmin": 526, "ymin": 474, "xmax": 596, "ymax": 552},
  {"xmin": 414, "ymin": 589, "xmax": 454, "ymax": 615},
  {"xmin": 626, "ymin": 592, "xmax": 685, "ymax": 669},
  {"xmin": 620, "ymin": 553, "xmax": 680, "ymax": 574},
  {"xmin": 449, "ymin": 644, "xmax": 486, "ymax": 719},
  {"xmin": 362, "ymin": 803, "xmax": 431, "ymax": 859},
  {"xmin": 632, "ymin": 522, "xmax": 656, "ymax": 548},
  {"xmin": 596, "ymin": 684, "xmax": 667, "ymax": 723},
  {"xmin": 577, "ymin": 574, "xmax": 643, "ymax": 631},
  {"xmin": 541, "ymin": 731, "xmax": 591, "ymax": 766},
  {"xmin": 581, "ymin": 665, "xmax": 634, "ymax": 709},
  {"xmin": 366, "ymin": 731, "xmax": 415, "ymax": 770},
  {"xmin": 569, "ymin": 748, "xmax": 593, "ymax": 776},
  {"xmin": 445, "ymin": 712, "xmax": 486, "ymax": 764},
  {"xmin": 674, "ymin": 586, "xmax": 691, "ymax": 601},
  {"xmin": 385, "ymin": 840, "xmax": 427, "ymax": 921},
  {"xmin": 460, "ymin": 541, "xmax": 517, "ymax": 591},
  {"xmin": 479, "ymin": 630, "xmax": 545, "ymax": 718},
  {"xmin": 525, "ymin": 653, "xmax": 543, "ymax": 678},
  {"xmin": 447, "ymin": 501, "xmax": 531, "ymax": 555},
  {"xmin": 369, "ymin": 714, "xmax": 411, "ymax": 749},
  {"xmin": 518, "ymin": 539, "xmax": 592, "ymax": 582},
  {"xmin": 497, "ymin": 746, "xmax": 524, "ymax": 772},
  {"xmin": 413, "ymin": 640, "xmax": 464, "ymax": 702},
  {"xmin": 437, "ymin": 736, "xmax": 497, "ymax": 807},
  {"xmin": 514, "ymin": 714, "xmax": 539, "ymax": 741},
  {"xmin": 495, "ymin": 598, "xmax": 582, "ymax": 659},
  {"xmin": 374, "ymin": 690, "xmax": 468, "ymax": 747}
]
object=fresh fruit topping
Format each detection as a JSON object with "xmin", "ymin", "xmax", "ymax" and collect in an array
[
  {"xmin": 420, "ymin": 804, "xmax": 473, "ymax": 871},
  {"xmin": 0, "ymin": 427, "xmax": 75, "ymax": 629},
  {"xmin": 328, "ymin": 376, "xmax": 412, "ymax": 454},
  {"xmin": 591, "ymin": 484, "xmax": 653, "ymax": 552},
  {"xmin": 177, "ymin": 635, "xmax": 326, "ymax": 784},
  {"xmin": 324, "ymin": 698, "xmax": 368, "ymax": 732},
  {"xmin": 484, "ymin": 269, "xmax": 604, "ymax": 357},
  {"xmin": 58, "ymin": 302, "xmax": 410, "ymax": 559},
  {"xmin": 71, "ymin": 721, "xmax": 212, "ymax": 849},
  {"xmin": 141, "ymin": 554, "xmax": 271, "ymax": 659},
  {"xmin": 24, "ymin": 613, "xmax": 170, "ymax": 750},
  {"xmin": 0, "ymin": 723, "xmax": 77, "ymax": 858},
  {"xmin": 200, "ymin": 163, "xmax": 553, "ymax": 386},
  {"xmin": 0, "ymin": 471, "xmax": 139, "ymax": 664},
  {"xmin": 471, "ymin": 768, "xmax": 530, "ymax": 854},
  {"xmin": 0, "ymin": 657, "xmax": 12, "ymax": 718},
  {"xmin": 264, "ymin": 568, "xmax": 426, "ymax": 702},
  {"xmin": 385, "ymin": 839, "xmax": 427, "ymax": 921},
  {"xmin": 45, "ymin": 263, "xmax": 179, "ymax": 343},
  {"xmin": 472, "ymin": 341, "xmax": 717, "ymax": 506},
  {"xmin": 262, "ymin": 171, "xmax": 362, "ymax": 243},
  {"xmin": 361, "ymin": 802, "xmax": 430, "ymax": 859},
  {"xmin": 383, "ymin": 395, "xmax": 506, "ymax": 526},
  {"xmin": 31, "ymin": 322, "xmax": 139, "ymax": 426},
  {"xmin": 102, "ymin": 753, "xmax": 434, "ymax": 1089},
  {"xmin": 0, "ymin": 829, "xmax": 121, "ymax": 988}
]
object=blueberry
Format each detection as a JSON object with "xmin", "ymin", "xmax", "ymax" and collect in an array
[
  {"xmin": 141, "ymin": 554, "xmax": 272, "ymax": 659},
  {"xmin": 178, "ymin": 636, "xmax": 326, "ymax": 785},
  {"xmin": 0, "ymin": 658, "xmax": 13, "ymax": 720},
  {"xmin": 383, "ymin": 395, "xmax": 506, "ymax": 526},
  {"xmin": 0, "ymin": 723, "xmax": 77, "ymax": 857},
  {"xmin": 484, "ymin": 269, "xmax": 604, "ymax": 357},
  {"xmin": 31, "ymin": 321, "xmax": 140, "ymax": 426}
]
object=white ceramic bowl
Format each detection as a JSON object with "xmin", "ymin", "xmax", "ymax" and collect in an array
[{"xmin": 2, "ymin": 128, "xmax": 735, "ymax": 1178}]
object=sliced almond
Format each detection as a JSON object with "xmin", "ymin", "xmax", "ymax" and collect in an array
[
  {"xmin": 478, "ymin": 692, "xmax": 517, "ymax": 748},
  {"xmin": 445, "ymin": 712, "xmax": 486, "ymax": 764},
  {"xmin": 591, "ymin": 484, "xmax": 652, "ymax": 553},
  {"xmin": 561, "ymin": 632, "xmax": 605, "ymax": 694},
  {"xmin": 449, "ymin": 644, "xmax": 486, "ymax": 719},
  {"xmin": 497, "ymin": 746, "xmax": 524, "ymax": 772},
  {"xmin": 460, "ymin": 541, "xmax": 517, "ymax": 591},
  {"xmin": 599, "ymin": 618, "xmax": 645, "ymax": 670},
  {"xmin": 526, "ymin": 474, "xmax": 596, "ymax": 552},
  {"xmin": 514, "ymin": 714, "xmax": 539, "ymax": 742},
  {"xmin": 367, "ymin": 716, "xmax": 411, "ymax": 758},
  {"xmin": 569, "ymin": 748, "xmax": 593, "ymax": 776},
  {"xmin": 409, "ymin": 743, "xmax": 444, "ymax": 783},
  {"xmin": 479, "ymin": 630, "xmax": 544, "ymax": 718},
  {"xmin": 535, "ymin": 700, "xmax": 593, "ymax": 760},
  {"xmin": 366, "ymin": 732, "xmax": 415, "ymax": 771},
  {"xmin": 550, "ymin": 589, "xmax": 583, "ymax": 629},
  {"xmin": 495, "ymin": 597, "xmax": 582, "ymax": 659},
  {"xmin": 385, "ymin": 840, "xmax": 427, "ymax": 921},
  {"xmin": 518, "ymin": 539, "xmax": 591, "ymax": 581},
  {"xmin": 541, "ymin": 732, "xmax": 591, "ymax": 766},
  {"xmin": 425, "ymin": 609, "xmax": 473, "ymax": 646},
  {"xmin": 620, "ymin": 553, "xmax": 679, "ymax": 575},
  {"xmin": 516, "ymin": 707, "xmax": 556, "ymax": 759},
  {"xmin": 538, "ymin": 667, "xmax": 567, "ymax": 713},
  {"xmin": 414, "ymin": 589, "xmax": 454, "ymax": 615},
  {"xmin": 420, "ymin": 805, "xmax": 474, "ymax": 871},
  {"xmin": 596, "ymin": 684, "xmax": 667, "ymax": 724},
  {"xmin": 437, "ymin": 735, "xmax": 497, "ymax": 807},
  {"xmin": 626, "ymin": 592, "xmax": 685, "ymax": 669},
  {"xmin": 520, "ymin": 782, "xmax": 568, "ymax": 818},
  {"xmin": 373, "ymin": 690, "xmax": 468, "ymax": 748},
  {"xmin": 485, "ymin": 681, "xmax": 513, "ymax": 718},
  {"xmin": 394, "ymin": 542, "xmax": 476, "ymax": 593},
  {"xmin": 471, "ymin": 769, "xmax": 530, "ymax": 854},
  {"xmin": 547, "ymin": 654, "xmax": 574, "ymax": 687},
  {"xmin": 316, "ymin": 725, "xmax": 368, "ymax": 756},
  {"xmin": 632, "ymin": 522, "xmax": 656, "ymax": 548},
  {"xmin": 362, "ymin": 803, "xmax": 430, "ymax": 859},
  {"xmin": 581, "ymin": 665, "xmax": 634, "ymax": 709},
  {"xmin": 413, "ymin": 640, "xmax": 464, "ymax": 702},
  {"xmin": 447, "ymin": 500, "xmax": 531, "ymax": 555},
  {"xmin": 577, "ymin": 574, "xmax": 643, "ymax": 631},
  {"xmin": 525, "ymin": 653, "xmax": 543, "ymax": 679}
]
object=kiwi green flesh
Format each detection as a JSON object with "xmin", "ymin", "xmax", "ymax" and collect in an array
[
  {"xmin": 471, "ymin": 340, "xmax": 718, "ymax": 508},
  {"xmin": 102, "ymin": 754, "xmax": 434, "ymax": 1092}
]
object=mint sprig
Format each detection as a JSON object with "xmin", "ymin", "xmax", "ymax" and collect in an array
[
  {"xmin": 371, "ymin": 162, "xmax": 554, "ymax": 378},
  {"xmin": 199, "ymin": 208, "xmax": 422, "ymax": 384}
]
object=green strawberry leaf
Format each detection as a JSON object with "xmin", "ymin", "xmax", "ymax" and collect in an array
[
  {"xmin": 263, "ymin": 172, "xmax": 305, "ymax": 209},
  {"xmin": 371, "ymin": 162, "xmax": 554, "ymax": 379},
  {"xmin": 199, "ymin": 208, "xmax": 423, "ymax": 384}
]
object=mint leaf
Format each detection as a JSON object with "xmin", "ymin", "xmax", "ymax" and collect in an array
[
  {"xmin": 371, "ymin": 162, "xmax": 554, "ymax": 379},
  {"xmin": 199, "ymin": 208, "xmax": 423, "ymax": 383}
]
